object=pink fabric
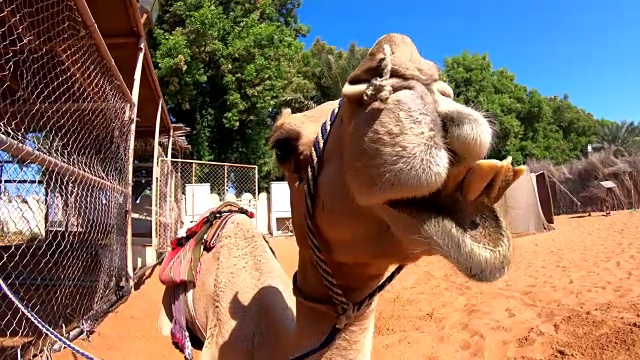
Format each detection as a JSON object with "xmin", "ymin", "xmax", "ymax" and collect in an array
[
  {"xmin": 158, "ymin": 238, "xmax": 199, "ymax": 287},
  {"xmin": 158, "ymin": 203, "xmax": 255, "ymax": 287}
]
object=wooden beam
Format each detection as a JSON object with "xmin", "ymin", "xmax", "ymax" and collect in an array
[
  {"xmin": 125, "ymin": 38, "xmax": 146, "ymax": 288},
  {"xmin": 103, "ymin": 36, "xmax": 139, "ymax": 45},
  {"xmin": 150, "ymin": 99, "xmax": 162, "ymax": 262},
  {"xmin": 140, "ymin": 12, "xmax": 149, "ymax": 27}
]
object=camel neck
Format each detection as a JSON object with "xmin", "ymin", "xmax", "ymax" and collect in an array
[{"xmin": 290, "ymin": 249, "xmax": 387, "ymax": 359}]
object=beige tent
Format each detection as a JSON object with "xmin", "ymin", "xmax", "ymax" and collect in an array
[{"xmin": 495, "ymin": 166, "xmax": 554, "ymax": 237}]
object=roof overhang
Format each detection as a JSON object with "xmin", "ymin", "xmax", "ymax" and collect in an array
[{"xmin": 85, "ymin": 0, "xmax": 176, "ymax": 140}]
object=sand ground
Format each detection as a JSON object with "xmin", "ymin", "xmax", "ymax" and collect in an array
[{"xmin": 55, "ymin": 212, "xmax": 640, "ymax": 360}]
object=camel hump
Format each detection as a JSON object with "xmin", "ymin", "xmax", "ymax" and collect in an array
[
  {"xmin": 213, "ymin": 201, "xmax": 255, "ymax": 219},
  {"xmin": 214, "ymin": 201, "xmax": 244, "ymax": 213}
]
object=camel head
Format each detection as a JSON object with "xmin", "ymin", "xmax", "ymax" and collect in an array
[{"xmin": 270, "ymin": 33, "xmax": 524, "ymax": 284}]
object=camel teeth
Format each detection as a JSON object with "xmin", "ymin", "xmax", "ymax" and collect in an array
[
  {"xmin": 442, "ymin": 165, "xmax": 469, "ymax": 195},
  {"xmin": 488, "ymin": 159, "xmax": 512, "ymax": 201},
  {"xmin": 462, "ymin": 160, "xmax": 501, "ymax": 201},
  {"xmin": 513, "ymin": 166, "xmax": 527, "ymax": 182}
]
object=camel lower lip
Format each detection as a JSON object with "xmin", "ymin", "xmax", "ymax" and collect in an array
[{"xmin": 386, "ymin": 193, "xmax": 512, "ymax": 283}]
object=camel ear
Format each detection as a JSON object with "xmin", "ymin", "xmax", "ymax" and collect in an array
[{"xmin": 269, "ymin": 108, "xmax": 303, "ymax": 175}]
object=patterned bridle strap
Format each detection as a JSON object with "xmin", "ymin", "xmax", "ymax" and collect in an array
[{"xmin": 290, "ymin": 99, "xmax": 406, "ymax": 360}]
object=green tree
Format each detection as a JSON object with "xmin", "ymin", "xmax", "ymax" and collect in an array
[
  {"xmin": 594, "ymin": 120, "xmax": 640, "ymax": 156},
  {"xmin": 149, "ymin": 0, "xmax": 308, "ymax": 190},
  {"xmin": 547, "ymin": 95, "xmax": 599, "ymax": 158},
  {"xmin": 282, "ymin": 38, "xmax": 369, "ymax": 112}
]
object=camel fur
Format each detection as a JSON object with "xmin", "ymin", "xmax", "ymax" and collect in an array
[{"xmin": 158, "ymin": 33, "xmax": 525, "ymax": 359}]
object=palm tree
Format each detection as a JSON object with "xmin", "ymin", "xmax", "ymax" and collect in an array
[
  {"xmin": 311, "ymin": 42, "xmax": 369, "ymax": 103},
  {"xmin": 282, "ymin": 39, "xmax": 369, "ymax": 113},
  {"xmin": 594, "ymin": 120, "xmax": 640, "ymax": 156}
]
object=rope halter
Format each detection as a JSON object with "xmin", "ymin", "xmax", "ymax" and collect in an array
[{"xmin": 291, "ymin": 46, "xmax": 406, "ymax": 359}]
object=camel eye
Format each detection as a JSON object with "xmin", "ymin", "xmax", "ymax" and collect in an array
[{"xmin": 272, "ymin": 138, "xmax": 295, "ymax": 165}]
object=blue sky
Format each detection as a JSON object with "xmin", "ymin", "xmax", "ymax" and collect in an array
[{"xmin": 298, "ymin": 0, "xmax": 639, "ymax": 122}]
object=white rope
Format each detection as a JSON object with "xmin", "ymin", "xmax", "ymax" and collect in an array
[{"xmin": 0, "ymin": 277, "xmax": 100, "ymax": 359}]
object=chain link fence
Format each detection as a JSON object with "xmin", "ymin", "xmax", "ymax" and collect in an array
[
  {"xmin": 156, "ymin": 159, "xmax": 258, "ymax": 252},
  {"xmin": 0, "ymin": 0, "xmax": 133, "ymax": 358},
  {"xmin": 156, "ymin": 155, "xmax": 184, "ymax": 254}
]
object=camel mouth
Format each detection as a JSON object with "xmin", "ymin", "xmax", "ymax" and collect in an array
[
  {"xmin": 386, "ymin": 190, "xmax": 485, "ymax": 231},
  {"xmin": 383, "ymin": 161, "xmax": 516, "ymax": 282},
  {"xmin": 385, "ymin": 191, "xmax": 497, "ymax": 237}
]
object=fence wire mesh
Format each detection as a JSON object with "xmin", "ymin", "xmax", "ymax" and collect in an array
[
  {"xmin": 156, "ymin": 159, "xmax": 258, "ymax": 252},
  {"xmin": 0, "ymin": 0, "xmax": 133, "ymax": 358},
  {"xmin": 156, "ymin": 155, "xmax": 183, "ymax": 254}
]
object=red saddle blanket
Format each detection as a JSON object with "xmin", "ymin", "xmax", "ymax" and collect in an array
[{"xmin": 158, "ymin": 202, "xmax": 254, "ymax": 287}]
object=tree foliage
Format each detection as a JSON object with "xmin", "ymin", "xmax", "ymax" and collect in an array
[
  {"xmin": 149, "ymin": 0, "xmax": 308, "ymax": 189},
  {"xmin": 281, "ymin": 38, "xmax": 369, "ymax": 113},
  {"xmin": 594, "ymin": 120, "xmax": 640, "ymax": 156}
]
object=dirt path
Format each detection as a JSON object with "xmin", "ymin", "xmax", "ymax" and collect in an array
[{"xmin": 55, "ymin": 212, "xmax": 640, "ymax": 359}]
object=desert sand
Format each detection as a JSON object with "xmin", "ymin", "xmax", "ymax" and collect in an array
[{"xmin": 55, "ymin": 212, "xmax": 640, "ymax": 360}]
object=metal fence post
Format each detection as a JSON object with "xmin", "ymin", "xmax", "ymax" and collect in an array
[
  {"xmin": 125, "ymin": 37, "xmax": 146, "ymax": 288},
  {"xmin": 224, "ymin": 165, "xmax": 228, "ymax": 198},
  {"xmin": 150, "ymin": 100, "xmax": 162, "ymax": 262}
]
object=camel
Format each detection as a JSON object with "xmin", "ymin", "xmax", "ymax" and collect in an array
[{"xmin": 157, "ymin": 33, "xmax": 526, "ymax": 360}]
